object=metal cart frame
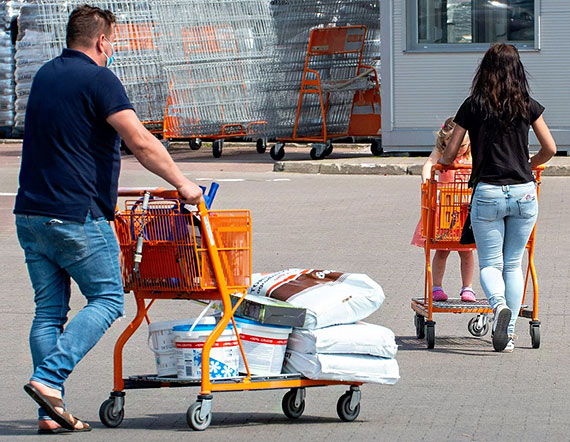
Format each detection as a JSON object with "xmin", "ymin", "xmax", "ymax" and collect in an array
[
  {"xmin": 100, "ymin": 187, "xmax": 362, "ymax": 431},
  {"xmin": 269, "ymin": 25, "xmax": 382, "ymax": 161},
  {"xmin": 411, "ymin": 164, "xmax": 544, "ymax": 349}
]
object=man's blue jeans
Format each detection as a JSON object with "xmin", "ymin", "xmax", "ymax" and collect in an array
[
  {"xmin": 471, "ymin": 182, "xmax": 538, "ymax": 335},
  {"xmin": 16, "ymin": 213, "xmax": 124, "ymax": 420}
]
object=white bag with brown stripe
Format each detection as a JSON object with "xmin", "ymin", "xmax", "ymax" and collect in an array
[{"xmin": 247, "ymin": 269, "xmax": 385, "ymax": 329}]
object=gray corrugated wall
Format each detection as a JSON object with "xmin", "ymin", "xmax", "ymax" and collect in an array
[{"xmin": 384, "ymin": 0, "xmax": 569, "ymax": 150}]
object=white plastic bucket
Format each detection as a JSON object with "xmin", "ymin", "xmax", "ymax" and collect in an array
[
  {"xmin": 234, "ymin": 317, "xmax": 292, "ymax": 375},
  {"xmin": 174, "ymin": 322, "xmax": 240, "ymax": 380},
  {"xmin": 148, "ymin": 316, "xmax": 217, "ymax": 377}
]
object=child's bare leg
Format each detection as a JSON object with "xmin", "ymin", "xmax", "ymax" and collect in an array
[
  {"xmin": 459, "ymin": 250, "xmax": 476, "ymax": 301},
  {"xmin": 432, "ymin": 250, "xmax": 450, "ymax": 287},
  {"xmin": 458, "ymin": 250, "xmax": 474, "ymax": 287}
]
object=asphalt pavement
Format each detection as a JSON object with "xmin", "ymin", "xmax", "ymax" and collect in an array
[{"xmin": 1, "ymin": 141, "xmax": 569, "ymax": 441}]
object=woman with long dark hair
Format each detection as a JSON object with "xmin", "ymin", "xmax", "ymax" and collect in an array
[{"xmin": 439, "ymin": 43, "xmax": 556, "ymax": 353}]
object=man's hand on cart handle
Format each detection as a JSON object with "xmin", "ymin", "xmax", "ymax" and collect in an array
[{"xmin": 176, "ymin": 179, "xmax": 204, "ymax": 205}]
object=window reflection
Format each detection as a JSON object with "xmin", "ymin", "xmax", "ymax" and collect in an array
[{"xmin": 417, "ymin": 0, "xmax": 534, "ymax": 44}]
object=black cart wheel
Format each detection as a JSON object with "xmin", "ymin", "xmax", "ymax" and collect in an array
[
  {"xmin": 530, "ymin": 321, "xmax": 541, "ymax": 349},
  {"xmin": 99, "ymin": 398, "xmax": 124, "ymax": 428},
  {"xmin": 371, "ymin": 138, "xmax": 383, "ymax": 156},
  {"xmin": 336, "ymin": 392, "xmax": 360, "ymax": 422},
  {"xmin": 324, "ymin": 140, "xmax": 333, "ymax": 156},
  {"xmin": 212, "ymin": 139, "xmax": 223, "ymax": 158},
  {"xmin": 189, "ymin": 138, "xmax": 202, "ymax": 150},
  {"xmin": 468, "ymin": 316, "xmax": 489, "ymax": 337},
  {"xmin": 270, "ymin": 143, "xmax": 285, "ymax": 161},
  {"xmin": 414, "ymin": 314, "xmax": 425, "ymax": 339},
  {"xmin": 187, "ymin": 401, "xmax": 212, "ymax": 431},
  {"xmin": 282, "ymin": 389, "xmax": 305, "ymax": 419},
  {"xmin": 256, "ymin": 138, "xmax": 267, "ymax": 154},
  {"xmin": 425, "ymin": 321, "xmax": 436, "ymax": 349}
]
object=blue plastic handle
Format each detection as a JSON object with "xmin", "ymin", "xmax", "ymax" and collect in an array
[{"xmin": 199, "ymin": 182, "xmax": 219, "ymax": 209}]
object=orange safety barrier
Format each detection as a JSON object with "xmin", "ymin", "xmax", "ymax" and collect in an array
[
  {"xmin": 100, "ymin": 187, "xmax": 362, "ymax": 431},
  {"xmin": 411, "ymin": 164, "xmax": 544, "ymax": 349}
]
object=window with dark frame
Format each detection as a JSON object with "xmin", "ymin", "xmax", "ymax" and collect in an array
[{"xmin": 411, "ymin": 0, "xmax": 536, "ymax": 49}]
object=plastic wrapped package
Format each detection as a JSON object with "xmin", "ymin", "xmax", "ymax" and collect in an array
[
  {"xmin": 14, "ymin": 20, "xmax": 51, "ymax": 128},
  {"xmin": 282, "ymin": 350, "xmax": 399, "ymax": 385},
  {"xmin": 286, "ymin": 322, "xmax": 398, "ymax": 359},
  {"xmin": 248, "ymin": 269, "xmax": 385, "ymax": 329},
  {"xmin": 0, "ymin": 25, "xmax": 13, "ymax": 128}
]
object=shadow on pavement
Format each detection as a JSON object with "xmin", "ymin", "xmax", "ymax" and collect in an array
[
  {"xmin": 396, "ymin": 335, "xmax": 503, "ymax": 356},
  {"xmin": 0, "ymin": 413, "xmax": 347, "ymax": 435}
]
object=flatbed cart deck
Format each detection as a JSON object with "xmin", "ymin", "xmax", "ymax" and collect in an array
[
  {"xmin": 411, "ymin": 164, "xmax": 544, "ymax": 349},
  {"xmin": 100, "ymin": 187, "xmax": 363, "ymax": 431}
]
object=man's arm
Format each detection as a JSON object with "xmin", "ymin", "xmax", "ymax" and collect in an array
[{"xmin": 106, "ymin": 109, "xmax": 203, "ymax": 204}]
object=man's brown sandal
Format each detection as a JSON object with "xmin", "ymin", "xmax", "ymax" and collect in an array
[{"xmin": 24, "ymin": 383, "xmax": 91, "ymax": 432}]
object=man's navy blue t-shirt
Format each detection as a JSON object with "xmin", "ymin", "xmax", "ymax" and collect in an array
[{"xmin": 14, "ymin": 49, "xmax": 134, "ymax": 222}]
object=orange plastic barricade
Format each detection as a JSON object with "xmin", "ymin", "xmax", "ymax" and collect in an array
[
  {"xmin": 100, "ymin": 187, "xmax": 362, "ymax": 431},
  {"xmin": 411, "ymin": 164, "xmax": 544, "ymax": 349},
  {"xmin": 270, "ymin": 25, "xmax": 382, "ymax": 161}
]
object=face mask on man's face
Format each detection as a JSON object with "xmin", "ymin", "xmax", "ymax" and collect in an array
[{"xmin": 103, "ymin": 36, "xmax": 115, "ymax": 67}]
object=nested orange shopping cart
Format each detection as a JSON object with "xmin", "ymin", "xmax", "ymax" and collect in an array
[
  {"xmin": 99, "ymin": 187, "xmax": 363, "ymax": 431},
  {"xmin": 411, "ymin": 164, "xmax": 544, "ymax": 349},
  {"xmin": 269, "ymin": 25, "xmax": 382, "ymax": 161}
]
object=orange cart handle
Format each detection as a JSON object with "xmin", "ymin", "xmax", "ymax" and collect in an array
[
  {"xmin": 117, "ymin": 187, "xmax": 177, "ymax": 198},
  {"xmin": 433, "ymin": 164, "xmax": 545, "ymax": 172}
]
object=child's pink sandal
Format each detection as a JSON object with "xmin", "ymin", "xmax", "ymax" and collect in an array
[
  {"xmin": 432, "ymin": 288, "xmax": 448, "ymax": 302},
  {"xmin": 460, "ymin": 288, "xmax": 477, "ymax": 302}
]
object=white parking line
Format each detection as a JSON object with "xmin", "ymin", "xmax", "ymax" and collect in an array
[
  {"xmin": 0, "ymin": 193, "xmax": 16, "ymax": 196},
  {"xmin": 195, "ymin": 178, "xmax": 291, "ymax": 182}
]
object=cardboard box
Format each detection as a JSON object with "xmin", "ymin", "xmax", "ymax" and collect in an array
[{"xmin": 230, "ymin": 293, "xmax": 306, "ymax": 328}]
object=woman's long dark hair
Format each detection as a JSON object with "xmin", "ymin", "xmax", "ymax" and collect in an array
[{"xmin": 470, "ymin": 43, "xmax": 530, "ymax": 129}]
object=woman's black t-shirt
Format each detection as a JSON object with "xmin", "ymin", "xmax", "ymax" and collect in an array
[{"xmin": 454, "ymin": 97, "xmax": 544, "ymax": 186}]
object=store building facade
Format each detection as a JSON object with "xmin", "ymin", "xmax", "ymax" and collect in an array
[{"xmin": 379, "ymin": 0, "xmax": 569, "ymax": 152}]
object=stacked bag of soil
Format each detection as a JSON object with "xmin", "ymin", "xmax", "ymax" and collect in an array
[{"xmin": 247, "ymin": 269, "xmax": 399, "ymax": 384}]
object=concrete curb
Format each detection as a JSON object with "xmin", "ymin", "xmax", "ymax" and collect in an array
[
  {"xmin": 275, "ymin": 161, "xmax": 426, "ymax": 175},
  {"xmin": 275, "ymin": 160, "xmax": 570, "ymax": 176}
]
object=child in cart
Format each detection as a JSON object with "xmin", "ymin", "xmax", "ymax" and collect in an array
[{"xmin": 411, "ymin": 117, "xmax": 476, "ymax": 302}]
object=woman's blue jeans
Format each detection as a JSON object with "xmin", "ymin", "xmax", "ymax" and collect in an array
[
  {"xmin": 471, "ymin": 182, "xmax": 538, "ymax": 335},
  {"xmin": 16, "ymin": 213, "xmax": 124, "ymax": 420}
]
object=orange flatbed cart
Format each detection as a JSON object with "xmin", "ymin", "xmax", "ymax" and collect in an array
[
  {"xmin": 99, "ymin": 187, "xmax": 362, "ymax": 430},
  {"xmin": 269, "ymin": 25, "xmax": 382, "ymax": 161},
  {"xmin": 411, "ymin": 164, "xmax": 544, "ymax": 349}
]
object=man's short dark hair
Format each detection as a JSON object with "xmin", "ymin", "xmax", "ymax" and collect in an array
[{"xmin": 66, "ymin": 5, "xmax": 116, "ymax": 48}]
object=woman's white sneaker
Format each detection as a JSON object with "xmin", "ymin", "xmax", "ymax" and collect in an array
[
  {"xmin": 492, "ymin": 304, "xmax": 511, "ymax": 352},
  {"xmin": 504, "ymin": 335, "xmax": 517, "ymax": 353}
]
